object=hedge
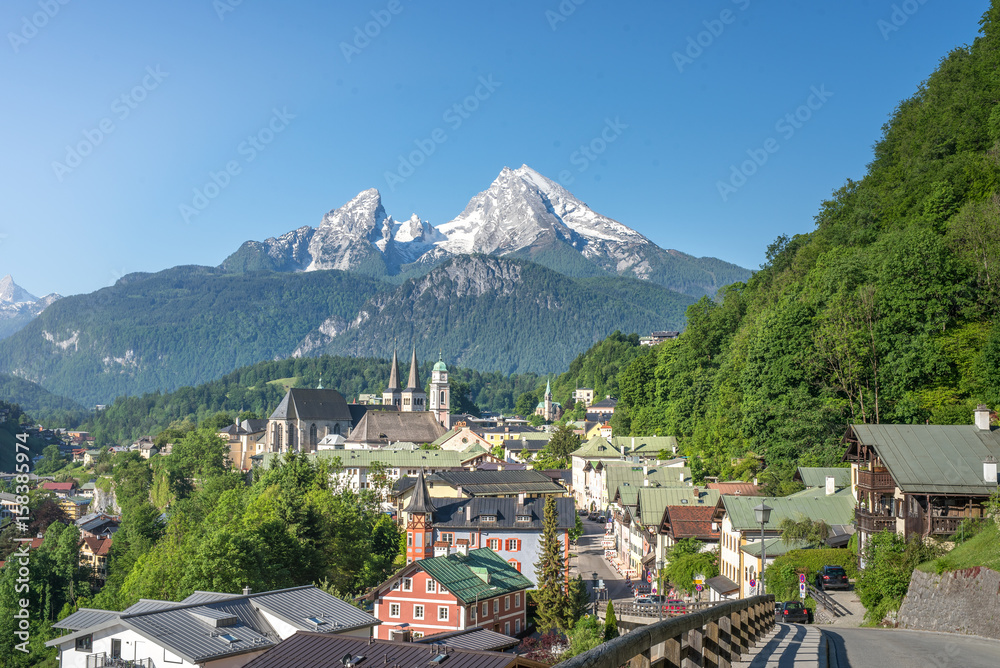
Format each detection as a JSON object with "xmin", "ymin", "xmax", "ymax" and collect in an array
[{"xmin": 765, "ymin": 548, "xmax": 857, "ymax": 601}]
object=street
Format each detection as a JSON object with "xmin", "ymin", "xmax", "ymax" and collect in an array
[
  {"xmin": 824, "ymin": 627, "xmax": 1000, "ymax": 668},
  {"xmin": 570, "ymin": 513, "xmax": 634, "ymax": 606}
]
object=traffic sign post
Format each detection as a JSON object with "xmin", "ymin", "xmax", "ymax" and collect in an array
[
  {"xmin": 647, "ymin": 572, "xmax": 653, "ymax": 584},
  {"xmin": 799, "ymin": 582, "xmax": 807, "ymax": 599}
]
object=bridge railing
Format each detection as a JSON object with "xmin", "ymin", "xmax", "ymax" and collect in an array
[
  {"xmin": 554, "ymin": 595, "xmax": 774, "ymax": 668},
  {"xmin": 597, "ymin": 600, "xmax": 718, "ymax": 619}
]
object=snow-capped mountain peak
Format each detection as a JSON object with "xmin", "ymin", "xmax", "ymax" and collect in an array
[
  {"xmin": 0, "ymin": 275, "xmax": 61, "ymax": 339},
  {"xmin": 0, "ymin": 274, "xmax": 38, "ymax": 304}
]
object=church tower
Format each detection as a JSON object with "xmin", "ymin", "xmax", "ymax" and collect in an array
[
  {"xmin": 428, "ymin": 352, "xmax": 450, "ymax": 427},
  {"xmin": 400, "ymin": 348, "xmax": 427, "ymax": 412},
  {"xmin": 405, "ymin": 470, "xmax": 435, "ymax": 564},
  {"xmin": 382, "ymin": 348, "xmax": 402, "ymax": 408},
  {"xmin": 543, "ymin": 378, "xmax": 553, "ymax": 421}
]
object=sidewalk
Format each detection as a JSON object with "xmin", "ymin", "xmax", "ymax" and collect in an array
[{"xmin": 733, "ymin": 623, "xmax": 828, "ymax": 668}]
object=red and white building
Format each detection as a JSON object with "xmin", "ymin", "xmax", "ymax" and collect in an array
[{"xmin": 371, "ymin": 471, "xmax": 533, "ymax": 640}]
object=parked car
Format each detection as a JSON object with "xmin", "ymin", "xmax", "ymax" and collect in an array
[
  {"xmin": 578, "ymin": 508, "xmax": 589, "ymax": 515},
  {"xmin": 777, "ymin": 601, "xmax": 809, "ymax": 623},
  {"xmin": 634, "ymin": 594, "xmax": 666, "ymax": 605},
  {"xmin": 587, "ymin": 512, "xmax": 597, "ymax": 521},
  {"xmin": 815, "ymin": 565, "xmax": 850, "ymax": 591},
  {"xmin": 597, "ymin": 515, "xmax": 607, "ymax": 523}
]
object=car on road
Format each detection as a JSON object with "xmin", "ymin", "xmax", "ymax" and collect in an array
[
  {"xmin": 633, "ymin": 594, "xmax": 666, "ymax": 605},
  {"xmin": 815, "ymin": 565, "xmax": 850, "ymax": 590},
  {"xmin": 663, "ymin": 599, "xmax": 687, "ymax": 615},
  {"xmin": 597, "ymin": 515, "xmax": 606, "ymax": 523},
  {"xmin": 588, "ymin": 512, "xmax": 597, "ymax": 521},
  {"xmin": 777, "ymin": 601, "xmax": 809, "ymax": 623},
  {"xmin": 578, "ymin": 508, "xmax": 589, "ymax": 515}
]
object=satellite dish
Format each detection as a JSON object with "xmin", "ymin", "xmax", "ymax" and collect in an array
[{"xmin": 342, "ymin": 653, "xmax": 354, "ymax": 667}]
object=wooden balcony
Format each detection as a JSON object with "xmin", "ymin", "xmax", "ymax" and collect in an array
[
  {"xmin": 857, "ymin": 469, "xmax": 894, "ymax": 491},
  {"xmin": 929, "ymin": 516, "xmax": 963, "ymax": 535},
  {"xmin": 855, "ymin": 507, "xmax": 895, "ymax": 533}
]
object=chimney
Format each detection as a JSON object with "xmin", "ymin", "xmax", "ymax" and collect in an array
[
  {"xmin": 643, "ymin": 478, "xmax": 649, "ymax": 487},
  {"xmin": 518, "ymin": 492, "xmax": 525, "ymax": 505},
  {"xmin": 242, "ymin": 586, "xmax": 251, "ymax": 596},
  {"xmin": 643, "ymin": 465, "xmax": 649, "ymax": 477},
  {"xmin": 975, "ymin": 404, "xmax": 991, "ymax": 431},
  {"xmin": 825, "ymin": 476, "xmax": 836, "ymax": 496},
  {"xmin": 985, "ymin": 456, "xmax": 998, "ymax": 484},
  {"xmin": 679, "ymin": 471, "xmax": 685, "ymax": 482},
  {"xmin": 457, "ymin": 543, "xmax": 469, "ymax": 557},
  {"xmin": 465, "ymin": 505, "xmax": 471, "ymax": 522},
  {"xmin": 457, "ymin": 485, "xmax": 464, "ymax": 497}
]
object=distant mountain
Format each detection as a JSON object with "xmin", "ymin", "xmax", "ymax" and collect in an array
[
  {"xmin": 0, "ymin": 274, "xmax": 60, "ymax": 340},
  {"xmin": 0, "ymin": 372, "xmax": 87, "ymax": 426},
  {"xmin": 293, "ymin": 254, "xmax": 695, "ymax": 374},
  {"xmin": 0, "ymin": 266, "xmax": 386, "ymax": 407},
  {"xmin": 221, "ymin": 165, "xmax": 751, "ymax": 297}
]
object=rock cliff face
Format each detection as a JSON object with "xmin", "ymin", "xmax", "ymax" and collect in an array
[
  {"xmin": 220, "ymin": 165, "xmax": 750, "ymax": 297},
  {"xmin": 0, "ymin": 275, "xmax": 61, "ymax": 340},
  {"xmin": 898, "ymin": 567, "xmax": 1000, "ymax": 639}
]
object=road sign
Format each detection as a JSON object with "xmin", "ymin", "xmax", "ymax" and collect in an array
[
  {"xmin": 647, "ymin": 572, "xmax": 653, "ymax": 583},
  {"xmin": 799, "ymin": 573, "xmax": 806, "ymax": 584},
  {"xmin": 696, "ymin": 584, "xmax": 703, "ymax": 592},
  {"xmin": 799, "ymin": 582, "xmax": 807, "ymax": 599},
  {"xmin": 749, "ymin": 578, "xmax": 756, "ymax": 588}
]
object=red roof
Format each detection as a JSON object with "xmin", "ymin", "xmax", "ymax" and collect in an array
[
  {"xmin": 81, "ymin": 536, "xmax": 112, "ymax": 556},
  {"xmin": 41, "ymin": 481, "xmax": 76, "ymax": 492},
  {"xmin": 666, "ymin": 505, "xmax": 720, "ymax": 540},
  {"xmin": 706, "ymin": 482, "xmax": 761, "ymax": 496}
]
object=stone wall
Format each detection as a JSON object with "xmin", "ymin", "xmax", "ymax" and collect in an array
[{"xmin": 898, "ymin": 567, "xmax": 1000, "ymax": 639}]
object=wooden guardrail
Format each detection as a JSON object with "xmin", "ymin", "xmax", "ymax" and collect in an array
[{"xmin": 554, "ymin": 595, "xmax": 774, "ymax": 668}]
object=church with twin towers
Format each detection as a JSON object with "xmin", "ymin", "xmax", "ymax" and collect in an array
[{"xmin": 382, "ymin": 347, "xmax": 451, "ymax": 427}]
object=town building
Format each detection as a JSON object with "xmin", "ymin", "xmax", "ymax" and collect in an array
[
  {"xmin": 396, "ymin": 471, "xmax": 574, "ymax": 584},
  {"xmin": 843, "ymin": 405, "xmax": 1000, "ymax": 562},
  {"xmin": 265, "ymin": 388, "xmax": 355, "ymax": 453},
  {"xmin": 46, "ymin": 586, "xmax": 378, "ymax": 668},
  {"xmin": 429, "ymin": 353, "xmax": 451, "ymax": 426},
  {"xmin": 218, "ymin": 419, "xmax": 268, "ymax": 471},
  {"xmin": 432, "ymin": 426, "xmax": 494, "ymax": 452},
  {"xmin": 572, "ymin": 387, "xmax": 595, "ymax": 408},
  {"xmin": 639, "ymin": 331, "xmax": 680, "ymax": 346},
  {"xmin": 585, "ymin": 397, "xmax": 618, "ymax": 422},
  {"xmin": 58, "ymin": 496, "xmax": 91, "ymax": 521},
  {"xmin": 371, "ymin": 544, "xmax": 533, "ymax": 639},
  {"xmin": 41, "ymin": 480, "xmax": 77, "ymax": 498},
  {"xmin": 392, "ymin": 470, "xmax": 568, "ymax": 518},
  {"xmin": 534, "ymin": 379, "xmax": 562, "ymax": 422},
  {"xmin": 80, "ymin": 536, "xmax": 112, "ymax": 582}
]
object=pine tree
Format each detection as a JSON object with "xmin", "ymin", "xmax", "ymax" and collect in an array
[
  {"xmin": 568, "ymin": 574, "xmax": 591, "ymax": 624},
  {"xmin": 534, "ymin": 495, "xmax": 570, "ymax": 632},
  {"xmin": 603, "ymin": 601, "xmax": 619, "ymax": 640}
]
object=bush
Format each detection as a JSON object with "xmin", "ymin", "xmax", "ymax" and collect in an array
[
  {"xmin": 856, "ymin": 532, "xmax": 939, "ymax": 625},
  {"xmin": 765, "ymin": 548, "xmax": 858, "ymax": 601}
]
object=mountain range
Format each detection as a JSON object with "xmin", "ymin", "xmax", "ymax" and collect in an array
[
  {"xmin": 0, "ymin": 274, "xmax": 60, "ymax": 340},
  {"xmin": 221, "ymin": 165, "xmax": 750, "ymax": 298},
  {"xmin": 0, "ymin": 165, "xmax": 749, "ymax": 408}
]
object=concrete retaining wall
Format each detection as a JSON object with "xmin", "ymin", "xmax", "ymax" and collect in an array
[{"xmin": 898, "ymin": 567, "xmax": 1000, "ymax": 639}]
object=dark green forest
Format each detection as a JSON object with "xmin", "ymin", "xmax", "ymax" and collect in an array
[
  {"xmin": 0, "ymin": 266, "xmax": 386, "ymax": 408},
  {"xmin": 612, "ymin": 7, "xmax": 1000, "ymax": 486},
  {"xmin": 0, "ymin": 374, "xmax": 87, "ymax": 428}
]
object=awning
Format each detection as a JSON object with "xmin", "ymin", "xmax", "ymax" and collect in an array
[
  {"xmin": 641, "ymin": 551, "xmax": 656, "ymax": 566},
  {"xmin": 705, "ymin": 575, "xmax": 739, "ymax": 595}
]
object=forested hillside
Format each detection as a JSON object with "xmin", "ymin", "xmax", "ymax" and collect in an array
[
  {"xmin": 303, "ymin": 255, "xmax": 693, "ymax": 374},
  {"xmin": 614, "ymin": 6, "xmax": 1000, "ymax": 486},
  {"xmin": 0, "ymin": 373, "xmax": 87, "ymax": 428},
  {"xmin": 0, "ymin": 266, "xmax": 386, "ymax": 407}
]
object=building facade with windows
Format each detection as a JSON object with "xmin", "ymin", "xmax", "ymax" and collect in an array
[{"xmin": 370, "ymin": 548, "xmax": 531, "ymax": 640}]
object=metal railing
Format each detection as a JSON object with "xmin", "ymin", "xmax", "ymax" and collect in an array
[
  {"xmin": 806, "ymin": 584, "xmax": 849, "ymax": 618},
  {"xmin": 86, "ymin": 654, "xmax": 152, "ymax": 668},
  {"xmin": 599, "ymin": 600, "xmax": 718, "ymax": 620},
  {"xmin": 555, "ymin": 595, "xmax": 774, "ymax": 668}
]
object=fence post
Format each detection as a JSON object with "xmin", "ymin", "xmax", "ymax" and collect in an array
[
  {"xmin": 748, "ymin": 602, "xmax": 761, "ymax": 643},
  {"xmin": 663, "ymin": 633, "xmax": 682, "ymax": 668},
  {"xmin": 703, "ymin": 619, "xmax": 720, "ymax": 668},
  {"xmin": 681, "ymin": 627, "xmax": 704, "ymax": 668},
  {"xmin": 630, "ymin": 647, "xmax": 651, "ymax": 668}
]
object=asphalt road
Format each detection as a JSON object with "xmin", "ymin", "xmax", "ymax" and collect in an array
[
  {"xmin": 570, "ymin": 513, "xmax": 633, "ymax": 605},
  {"xmin": 824, "ymin": 627, "xmax": 1000, "ymax": 668}
]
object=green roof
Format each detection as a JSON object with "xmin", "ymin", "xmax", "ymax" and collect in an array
[
  {"xmin": 796, "ymin": 467, "xmax": 851, "ymax": 488},
  {"xmin": 431, "ymin": 429, "xmax": 459, "ymax": 446},
  {"xmin": 635, "ymin": 487, "xmax": 720, "ymax": 526},
  {"xmin": 849, "ymin": 423, "xmax": 1000, "ymax": 495},
  {"xmin": 720, "ymin": 494, "xmax": 855, "ymax": 532},
  {"xmin": 418, "ymin": 548, "xmax": 533, "ymax": 604},
  {"xmin": 607, "ymin": 466, "xmax": 693, "ymax": 502},
  {"xmin": 261, "ymin": 449, "xmax": 477, "ymax": 470},
  {"xmin": 786, "ymin": 486, "xmax": 853, "ymax": 500},
  {"xmin": 610, "ymin": 436, "xmax": 678, "ymax": 455},
  {"xmin": 570, "ymin": 436, "xmax": 622, "ymax": 460},
  {"xmin": 741, "ymin": 537, "xmax": 813, "ymax": 558}
]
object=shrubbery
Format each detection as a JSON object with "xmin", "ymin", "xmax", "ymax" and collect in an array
[{"xmin": 765, "ymin": 548, "xmax": 859, "ymax": 601}]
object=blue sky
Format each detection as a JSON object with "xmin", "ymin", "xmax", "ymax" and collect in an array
[{"xmin": 0, "ymin": 0, "xmax": 990, "ymax": 297}]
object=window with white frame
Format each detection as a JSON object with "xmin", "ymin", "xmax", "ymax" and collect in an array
[
  {"xmin": 505, "ymin": 621, "xmax": 510, "ymax": 635},
  {"xmin": 515, "ymin": 619, "xmax": 521, "ymax": 633},
  {"xmin": 426, "ymin": 579, "xmax": 437, "ymax": 593},
  {"xmin": 438, "ymin": 606, "xmax": 449, "ymax": 621},
  {"xmin": 514, "ymin": 593, "xmax": 520, "ymax": 607},
  {"xmin": 504, "ymin": 596, "xmax": 510, "ymax": 611},
  {"xmin": 493, "ymin": 600, "xmax": 499, "ymax": 614},
  {"xmin": 403, "ymin": 578, "xmax": 412, "ymax": 591},
  {"xmin": 413, "ymin": 605, "xmax": 424, "ymax": 619},
  {"xmin": 389, "ymin": 603, "xmax": 400, "ymax": 617},
  {"xmin": 482, "ymin": 602, "xmax": 488, "ymax": 616}
]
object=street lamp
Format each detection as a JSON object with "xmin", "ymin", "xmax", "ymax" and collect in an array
[
  {"xmin": 655, "ymin": 558, "xmax": 664, "ymax": 623},
  {"xmin": 754, "ymin": 503, "xmax": 772, "ymax": 597}
]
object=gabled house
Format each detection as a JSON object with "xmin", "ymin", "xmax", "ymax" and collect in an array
[
  {"xmin": 370, "ymin": 547, "xmax": 532, "ymax": 640},
  {"xmin": 41, "ymin": 481, "xmax": 77, "ymax": 498},
  {"xmin": 432, "ymin": 426, "xmax": 494, "ymax": 452},
  {"xmin": 80, "ymin": 536, "xmax": 112, "ymax": 581},
  {"xmin": 46, "ymin": 586, "xmax": 378, "ymax": 668},
  {"xmin": 391, "ymin": 470, "xmax": 567, "ymax": 519},
  {"xmin": 843, "ymin": 405, "xmax": 1000, "ymax": 561},
  {"xmin": 58, "ymin": 496, "xmax": 91, "ymax": 521}
]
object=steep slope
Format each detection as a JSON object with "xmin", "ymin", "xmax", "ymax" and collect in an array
[
  {"xmin": 220, "ymin": 167, "xmax": 750, "ymax": 297},
  {"xmin": 294, "ymin": 255, "xmax": 694, "ymax": 374},
  {"xmin": 613, "ymin": 3, "xmax": 1000, "ymax": 485},
  {"xmin": 0, "ymin": 266, "xmax": 386, "ymax": 406},
  {"xmin": 0, "ymin": 372, "xmax": 87, "ymax": 426},
  {"xmin": 0, "ymin": 274, "xmax": 61, "ymax": 340}
]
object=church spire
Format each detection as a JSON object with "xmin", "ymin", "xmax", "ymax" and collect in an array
[
  {"xmin": 545, "ymin": 377, "xmax": 552, "ymax": 398},
  {"xmin": 387, "ymin": 348, "xmax": 401, "ymax": 391},
  {"xmin": 404, "ymin": 469, "xmax": 436, "ymax": 514},
  {"xmin": 406, "ymin": 347, "xmax": 421, "ymax": 390}
]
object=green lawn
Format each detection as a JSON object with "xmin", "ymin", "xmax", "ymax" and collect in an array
[{"xmin": 917, "ymin": 522, "xmax": 1000, "ymax": 574}]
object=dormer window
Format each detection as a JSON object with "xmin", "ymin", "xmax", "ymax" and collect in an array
[
  {"xmin": 481, "ymin": 514, "xmax": 497, "ymax": 523},
  {"xmin": 516, "ymin": 514, "xmax": 531, "ymax": 523}
]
